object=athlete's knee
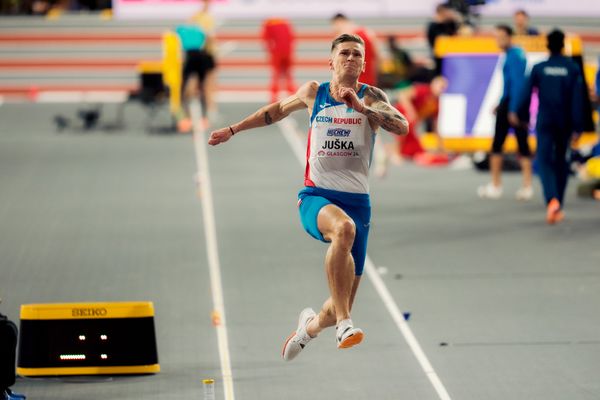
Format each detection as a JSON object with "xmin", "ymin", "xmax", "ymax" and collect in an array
[{"xmin": 332, "ymin": 218, "xmax": 356, "ymax": 249}]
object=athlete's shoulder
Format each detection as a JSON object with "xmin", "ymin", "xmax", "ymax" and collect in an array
[
  {"xmin": 293, "ymin": 81, "xmax": 321, "ymax": 113},
  {"xmin": 297, "ymin": 80, "xmax": 320, "ymax": 99}
]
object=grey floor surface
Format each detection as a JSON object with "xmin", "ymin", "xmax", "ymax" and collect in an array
[{"xmin": 1, "ymin": 101, "xmax": 600, "ymax": 400}]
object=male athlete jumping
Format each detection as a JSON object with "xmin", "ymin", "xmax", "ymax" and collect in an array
[{"xmin": 208, "ymin": 34, "xmax": 408, "ymax": 360}]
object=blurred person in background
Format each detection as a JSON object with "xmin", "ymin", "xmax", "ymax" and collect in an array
[
  {"xmin": 387, "ymin": 36, "xmax": 415, "ymax": 84},
  {"xmin": 175, "ymin": 23, "xmax": 211, "ymax": 132},
  {"xmin": 331, "ymin": 13, "xmax": 380, "ymax": 86},
  {"xmin": 393, "ymin": 77, "xmax": 447, "ymax": 159},
  {"xmin": 592, "ymin": 57, "xmax": 600, "ymax": 122},
  {"xmin": 208, "ymin": 34, "xmax": 408, "ymax": 360},
  {"xmin": 387, "ymin": 35, "xmax": 436, "ymax": 84},
  {"xmin": 516, "ymin": 29, "xmax": 584, "ymax": 224},
  {"xmin": 513, "ymin": 9, "xmax": 539, "ymax": 36},
  {"xmin": 30, "ymin": 0, "xmax": 51, "ymax": 14},
  {"xmin": 3, "ymin": 0, "xmax": 107, "ymax": 13},
  {"xmin": 261, "ymin": 18, "xmax": 296, "ymax": 104},
  {"xmin": 478, "ymin": 25, "xmax": 533, "ymax": 200},
  {"xmin": 190, "ymin": 0, "xmax": 219, "ymax": 121},
  {"xmin": 426, "ymin": 3, "xmax": 461, "ymax": 75}
]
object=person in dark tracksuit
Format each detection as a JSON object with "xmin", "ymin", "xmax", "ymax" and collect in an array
[
  {"xmin": 517, "ymin": 29, "xmax": 584, "ymax": 224},
  {"xmin": 478, "ymin": 24, "xmax": 533, "ymax": 200}
]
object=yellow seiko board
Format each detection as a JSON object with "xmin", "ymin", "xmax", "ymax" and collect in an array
[{"xmin": 17, "ymin": 302, "xmax": 160, "ymax": 376}]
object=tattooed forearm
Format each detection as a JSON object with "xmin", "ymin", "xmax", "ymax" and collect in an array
[
  {"xmin": 361, "ymin": 86, "xmax": 409, "ymax": 134},
  {"xmin": 264, "ymin": 111, "xmax": 273, "ymax": 125},
  {"xmin": 363, "ymin": 107, "xmax": 408, "ymax": 134}
]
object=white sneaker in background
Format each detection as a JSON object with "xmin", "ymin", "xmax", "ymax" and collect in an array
[
  {"xmin": 515, "ymin": 186, "xmax": 534, "ymax": 201},
  {"xmin": 373, "ymin": 137, "xmax": 389, "ymax": 178},
  {"xmin": 477, "ymin": 183, "xmax": 503, "ymax": 199}
]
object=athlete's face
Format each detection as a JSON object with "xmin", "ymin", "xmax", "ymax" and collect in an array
[{"xmin": 330, "ymin": 41, "xmax": 365, "ymax": 78}]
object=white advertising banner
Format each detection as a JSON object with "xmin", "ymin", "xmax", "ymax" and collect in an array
[
  {"xmin": 112, "ymin": 0, "xmax": 435, "ymax": 20},
  {"xmin": 113, "ymin": 0, "xmax": 600, "ymax": 20},
  {"xmin": 481, "ymin": 0, "xmax": 600, "ymax": 17}
]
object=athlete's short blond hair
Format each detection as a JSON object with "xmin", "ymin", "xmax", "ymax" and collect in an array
[{"xmin": 330, "ymin": 33, "xmax": 364, "ymax": 53}]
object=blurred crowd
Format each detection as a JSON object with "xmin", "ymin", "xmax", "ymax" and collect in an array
[
  {"xmin": 0, "ymin": 0, "xmax": 109, "ymax": 15},
  {"xmin": 2, "ymin": 0, "xmax": 599, "ymax": 218},
  {"xmin": 167, "ymin": 0, "xmax": 599, "ymax": 217}
]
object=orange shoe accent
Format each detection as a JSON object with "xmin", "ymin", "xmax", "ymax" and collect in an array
[
  {"xmin": 198, "ymin": 117, "xmax": 209, "ymax": 130},
  {"xmin": 554, "ymin": 210, "xmax": 565, "ymax": 224},
  {"xmin": 546, "ymin": 198, "xmax": 561, "ymax": 225},
  {"xmin": 337, "ymin": 331, "xmax": 364, "ymax": 349},
  {"xmin": 177, "ymin": 118, "xmax": 192, "ymax": 134},
  {"xmin": 211, "ymin": 310, "xmax": 221, "ymax": 326},
  {"xmin": 281, "ymin": 331, "xmax": 295, "ymax": 357}
]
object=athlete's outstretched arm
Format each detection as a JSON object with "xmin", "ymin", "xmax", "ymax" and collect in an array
[
  {"xmin": 208, "ymin": 81, "xmax": 318, "ymax": 146},
  {"xmin": 339, "ymin": 86, "xmax": 408, "ymax": 135}
]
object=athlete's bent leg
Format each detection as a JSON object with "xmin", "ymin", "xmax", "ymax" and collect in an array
[
  {"xmin": 307, "ymin": 276, "xmax": 361, "ymax": 337},
  {"xmin": 316, "ymin": 204, "xmax": 356, "ymax": 325}
]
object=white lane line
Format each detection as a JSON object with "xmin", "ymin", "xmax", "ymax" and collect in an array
[
  {"xmin": 7, "ymin": 90, "xmax": 268, "ymax": 105},
  {"xmin": 37, "ymin": 91, "xmax": 128, "ymax": 103},
  {"xmin": 277, "ymin": 118, "xmax": 452, "ymax": 400},
  {"xmin": 364, "ymin": 256, "xmax": 452, "ymax": 400},
  {"xmin": 189, "ymin": 100, "xmax": 236, "ymax": 400},
  {"xmin": 217, "ymin": 91, "xmax": 271, "ymax": 103}
]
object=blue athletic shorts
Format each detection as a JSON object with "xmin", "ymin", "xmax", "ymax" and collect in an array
[{"xmin": 297, "ymin": 186, "xmax": 371, "ymax": 276}]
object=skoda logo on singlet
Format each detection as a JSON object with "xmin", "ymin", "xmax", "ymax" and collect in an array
[{"xmin": 326, "ymin": 128, "xmax": 351, "ymax": 137}]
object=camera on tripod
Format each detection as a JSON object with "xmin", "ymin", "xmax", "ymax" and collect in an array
[{"xmin": 446, "ymin": 0, "xmax": 488, "ymax": 27}]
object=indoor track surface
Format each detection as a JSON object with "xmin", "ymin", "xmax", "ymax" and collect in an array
[{"xmin": 1, "ymin": 99, "xmax": 599, "ymax": 400}]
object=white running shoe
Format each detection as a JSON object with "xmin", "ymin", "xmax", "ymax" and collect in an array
[
  {"xmin": 477, "ymin": 183, "xmax": 503, "ymax": 199},
  {"xmin": 515, "ymin": 186, "xmax": 534, "ymax": 201},
  {"xmin": 282, "ymin": 308, "xmax": 316, "ymax": 361},
  {"xmin": 336, "ymin": 319, "xmax": 364, "ymax": 349}
]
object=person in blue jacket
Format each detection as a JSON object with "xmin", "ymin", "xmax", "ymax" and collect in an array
[
  {"xmin": 516, "ymin": 29, "xmax": 584, "ymax": 224},
  {"xmin": 478, "ymin": 24, "xmax": 533, "ymax": 201}
]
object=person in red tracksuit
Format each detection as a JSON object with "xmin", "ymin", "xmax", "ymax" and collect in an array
[
  {"xmin": 394, "ymin": 77, "xmax": 447, "ymax": 159},
  {"xmin": 331, "ymin": 13, "xmax": 379, "ymax": 86},
  {"xmin": 261, "ymin": 18, "xmax": 296, "ymax": 103}
]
